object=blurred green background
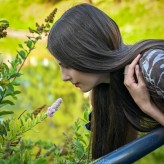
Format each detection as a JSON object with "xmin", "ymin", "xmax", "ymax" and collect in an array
[{"xmin": 0, "ymin": 0, "xmax": 164, "ymax": 163}]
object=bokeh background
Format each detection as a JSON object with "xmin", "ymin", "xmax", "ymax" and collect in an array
[{"xmin": 0, "ymin": 0, "xmax": 164, "ymax": 163}]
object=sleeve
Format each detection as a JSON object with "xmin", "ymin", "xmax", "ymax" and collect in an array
[{"xmin": 139, "ymin": 49, "xmax": 164, "ymax": 99}]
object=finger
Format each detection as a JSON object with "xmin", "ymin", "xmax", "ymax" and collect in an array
[
  {"xmin": 124, "ymin": 65, "xmax": 129, "ymax": 75},
  {"xmin": 135, "ymin": 64, "xmax": 145, "ymax": 84},
  {"xmin": 130, "ymin": 54, "xmax": 141, "ymax": 67},
  {"xmin": 124, "ymin": 65, "xmax": 136, "ymax": 86},
  {"xmin": 127, "ymin": 54, "xmax": 141, "ymax": 79}
]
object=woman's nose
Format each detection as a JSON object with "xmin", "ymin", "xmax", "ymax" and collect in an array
[{"xmin": 62, "ymin": 71, "xmax": 71, "ymax": 81}]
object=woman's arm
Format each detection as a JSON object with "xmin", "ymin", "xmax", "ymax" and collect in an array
[{"xmin": 124, "ymin": 54, "xmax": 164, "ymax": 126}]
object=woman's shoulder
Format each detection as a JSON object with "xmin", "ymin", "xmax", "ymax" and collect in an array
[
  {"xmin": 139, "ymin": 49, "xmax": 164, "ymax": 100},
  {"xmin": 141, "ymin": 49, "xmax": 164, "ymax": 61},
  {"xmin": 139, "ymin": 49, "xmax": 164, "ymax": 70}
]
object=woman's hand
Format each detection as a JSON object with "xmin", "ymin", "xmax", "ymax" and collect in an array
[
  {"xmin": 124, "ymin": 54, "xmax": 150, "ymax": 108},
  {"xmin": 124, "ymin": 54, "xmax": 164, "ymax": 126}
]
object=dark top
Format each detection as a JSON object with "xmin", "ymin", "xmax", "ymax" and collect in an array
[{"xmin": 140, "ymin": 49, "xmax": 164, "ymax": 112}]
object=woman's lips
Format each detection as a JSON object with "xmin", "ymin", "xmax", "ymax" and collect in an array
[{"xmin": 74, "ymin": 82, "xmax": 80, "ymax": 87}]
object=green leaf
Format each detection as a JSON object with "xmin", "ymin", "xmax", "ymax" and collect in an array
[
  {"xmin": 18, "ymin": 44, "xmax": 23, "ymax": 48},
  {"xmin": 7, "ymin": 83, "xmax": 14, "ymax": 93},
  {"xmin": 28, "ymin": 27, "xmax": 39, "ymax": 34},
  {"xmin": 84, "ymin": 110, "xmax": 89, "ymax": 121},
  {"xmin": 14, "ymin": 90, "xmax": 21, "ymax": 95},
  {"xmin": 0, "ymin": 159, "xmax": 6, "ymax": 164},
  {"xmin": 12, "ymin": 81, "xmax": 20, "ymax": 86},
  {"xmin": 25, "ymin": 40, "xmax": 33, "ymax": 49},
  {"xmin": 1, "ymin": 100, "xmax": 15, "ymax": 105},
  {"xmin": 73, "ymin": 141, "xmax": 84, "ymax": 156},
  {"xmin": 0, "ymin": 87, "xmax": 4, "ymax": 96},
  {"xmin": 14, "ymin": 55, "xmax": 22, "ymax": 65},
  {"xmin": 3, "ymin": 119, "xmax": 10, "ymax": 131},
  {"xmin": 36, "ymin": 36, "xmax": 42, "ymax": 40},
  {"xmin": 18, "ymin": 57, "xmax": 22, "ymax": 64},
  {"xmin": 0, "ymin": 110, "xmax": 14, "ymax": 116},
  {"xmin": 33, "ymin": 158, "xmax": 47, "ymax": 164},
  {"xmin": 9, "ymin": 73, "xmax": 22, "ymax": 79},
  {"xmin": 6, "ymin": 90, "xmax": 20, "ymax": 98},
  {"xmin": 0, "ymin": 78, "xmax": 9, "ymax": 87},
  {"xmin": 0, "ymin": 124, "xmax": 7, "ymax": 136},
  {"xmin": 17, "ymin": 50, "xmax": 26, "ymax": 60},
  {"xmin": 0, "ymin": 20, "xmax": 9, "ymax": 24},
  {"xmin": 2, "ymin": 63, "xmax": 9, "ymax": 74}
]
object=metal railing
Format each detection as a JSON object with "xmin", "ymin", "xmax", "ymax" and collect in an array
[{"xmin": 92, "ymin": 127, "xmax": 164, "ymax": 164}]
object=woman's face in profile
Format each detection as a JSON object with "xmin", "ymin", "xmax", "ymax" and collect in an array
[{"xmin": 56, "ymin": 59, "xmax": 110, "ymax": 92}]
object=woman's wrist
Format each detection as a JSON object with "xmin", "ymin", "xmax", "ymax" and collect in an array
[
  {"xmin": 139, "ymin": 100, "xmax": 154, "ymax": 115},
  {"xmin": 140, "ymin": 101, "xmax": 164, "ymax": 126}
]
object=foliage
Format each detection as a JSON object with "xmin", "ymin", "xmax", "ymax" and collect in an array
[
  {"xmin": 0, "ymin": 103, "xmax": 91, "ymax": 163},
  {"xmin": 50, "ymin": 113, "xmax": 91, "ymax": 164},
  {"xmin": 0, "ymin": 8, "xmax": 57, "ymax": 117},
  {"xmin": 0, "ymin": 20, "xmax": 9, "ymax": 39},
  {"xmin": 0, "ymin": 8, "xmax": 91, "ymax": 163},
  {"xmin": 0, "ymin": 112, "xmax": 47, "ymax": 160}
]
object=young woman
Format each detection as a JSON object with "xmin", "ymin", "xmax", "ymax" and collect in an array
[{"xmin": 47, "ymin": 3, "xmax": 164, "ymax": 159}]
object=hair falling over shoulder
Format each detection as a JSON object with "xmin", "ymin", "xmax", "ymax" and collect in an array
[
  {"xmin": 91, "ymin": 81, "xmax": 129, "ymax": 159},
  {"xmin": 47, "ymin": 3, "xmax": 164, "ymax": 159},
  {"xmin": 91, "ymin": 69, "xmax": 160, "ymax": 159}
]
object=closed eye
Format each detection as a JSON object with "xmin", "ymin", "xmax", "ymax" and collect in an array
[{"xmin": 58, "ymin": 62, "xmax": 69, "ymax": 69}]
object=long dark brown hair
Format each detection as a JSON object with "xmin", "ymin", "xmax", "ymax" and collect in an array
[{"xmin": 47, "ymin": 4, "xmax": 164, "ymax": 159}]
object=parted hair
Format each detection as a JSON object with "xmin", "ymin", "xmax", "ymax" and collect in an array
[{"xmin": 47, "ymin": 4, "xmax": 164, "ymax": 159}]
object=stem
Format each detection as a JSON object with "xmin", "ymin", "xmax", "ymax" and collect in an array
[
  {"xmin": 17, "ymin": 110, "xmax": 27, "ymax": 119},
  {"xmin": 17, "ymin": 51, "xmax": 31, "ymax": 74}
]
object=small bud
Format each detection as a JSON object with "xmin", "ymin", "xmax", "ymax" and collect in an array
[{"xmin": 36, "ymin": 22, "xmax": 40, "ymax": 27}]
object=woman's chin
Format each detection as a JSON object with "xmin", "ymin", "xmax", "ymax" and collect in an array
[{"xmin": 80, "ymin": 87, "xmax": 92, "ymax": 93}]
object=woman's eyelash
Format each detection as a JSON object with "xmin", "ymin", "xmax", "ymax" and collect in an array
[{"xmin": 59, "ymin": 63, "xmax": 69, "ymax": 68}]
